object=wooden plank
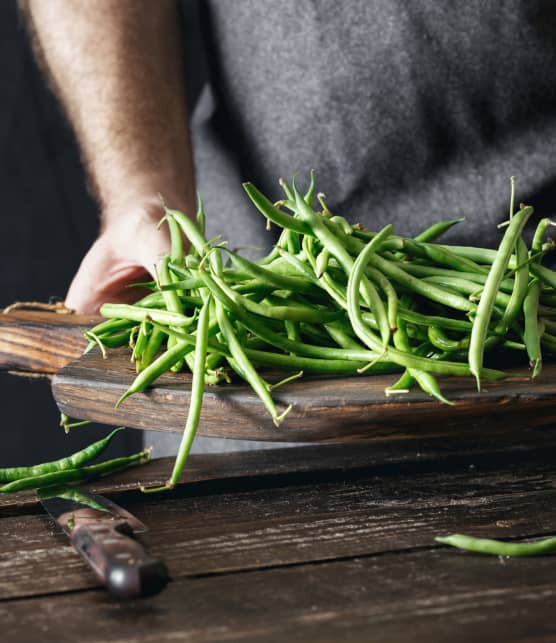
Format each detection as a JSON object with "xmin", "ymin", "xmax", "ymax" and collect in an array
[
  {"xmin": 0, "ymin": 310, "xmax": 96, "ymax": 373},
  {"xmin": 3, "ymin": 451, "xmax": 556, "ymax": 599},
  {"xmin": 53, "ymin": 347, "xmax": 556, "ymax": 440},
  {"xmin": 3, "ymin": 549, "xmax": 556, "ymax": 642},
  {"xmin": 2, "ymin": 429, "xmax": 555, "ymax": 512}
]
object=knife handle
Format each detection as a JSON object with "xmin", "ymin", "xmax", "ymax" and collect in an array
[{"xmin": 71, "ymin": 522, "xmax": 169, "ymax": 598}]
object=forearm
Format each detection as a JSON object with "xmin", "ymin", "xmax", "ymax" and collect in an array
[{"xmin": 22, "ymin": 0, "xmax": 195, "ymax": 217}]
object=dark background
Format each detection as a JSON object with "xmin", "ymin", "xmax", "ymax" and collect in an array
[{"xmin": 0, "ymin": 1, "xmax": 142, "ymax": 464}]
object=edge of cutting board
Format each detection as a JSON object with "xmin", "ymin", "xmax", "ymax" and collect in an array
[{"xmin": 51, "ymin": 348, "xmax": 556, "ymax": 442}]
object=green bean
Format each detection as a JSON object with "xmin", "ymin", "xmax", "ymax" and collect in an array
[
  {"xmin": 414, "ymin": 218, "xmax": 465, "ymax": 243},
  {"xmin": 296, "ymin": 322, "xmax": 334, "ymax": 346},
  {"xmin": 284, "ymin": 320, "xmax": 301, "ymax": 347},
  {"xmin": 436, "ymin": 533, "xmax": 556, "ymax": 557},
  {"xmin": 88, "ymin": 318, "xmax": 137, "ymax": 338},
  {"xmin": 131, "ymin": 319, "xmax": 151, "ymax": 367},
  {"xmin": 100, "ymin": 304, "xmax": 195, "ymax": 328},
  {"xmin": 422, "ymin": 275, "xmax": 511, "ymax": 308},
  {"xmin": 541, "ymin": 331, "xmax": 556, "ymax": 354},
  {"xmin": 159, "ymin": 256, "xmax": 187, "ymax": 373},
  {"xmin": 275, "ymin": 249, "xmax": 321, "ymax": 284},
  {"xmin": 116, "ymin": 340, "xmax": 195, "ymax": 407},
  {"xmin": 427, "ymin": 326, "xmax": 466, "ymax": 352},
  {"xmin": 385, "ymin": 369, "xmax": 416, "ymax": 395},
  {"xmin": 149, "ymin": 321, "xmax": 227, "ymax": 356},
  {"xmin": 495, "ymin": 237, "xmax": 529, "ymax": 334},
  {"xmin": 243, "ymin": 182, "xmax": 310, "ymax": 235},
  {"xmin": 138, "ymin": 326, "xmax": 165, "ymax": 372},
  {"xmin": 349, "ymin": 226, "xmax": 394, "ymax": 343},
  {"xmin": 442, "ymin": 242, "xmax": 552, "ymax": 272},
  {"xmin": 315, "ymin": 247, "xmax": 330, "ymax": 278},
  {"xmin": 541, "ymin": 317, "xmax": 556, "ymax": 334},
  {"xmin": 164, "ymin": 207, "xmax": 208, "ymax": 256},
  {"xmin": 244, "ymin": 347, "xmax": 397, "ymax": 375},
  {"xmin": 0, "ymin": 428, "xmax": 125, "ymax": 482},
  {"xmin": 468, "ymin": 205, "xmax": 534, "ymax": 388},
  {"xmin": 394, "ymin": 318, "xmax": 453, "ymax": 405},
  {"xmin": 523, "ymin": 278, "xmax": 542, "ymax": 377},
  {"xmin": 402, "ymin": 239, "xmax": 488, "ymax": 274},
  {"xmin": 324, "ymin": 321, "xmax": 364, "ymax": 350},
  {"xmin": 397, "ymin": 308, "xmax": 473, "ymax": 332},
  {"xmin": 532, "ymin": 217, "xmax": 556, "ymax": 254},
  {"xmin": 301, "ymin": 236, "xmax": 350, "ymax": 309},
  {"xmin": 86, "ymin": 330, "xmax": 133, "ymax": 352},
  {"xmin": 143, "ymin": 297, "xmax": 212, "ymax": 493},
  {"xmin": 215, "ymin": 300, "xmax": 289, "ymax": 426},
  {"xmin": 304, "ymin": 170, "xmax": 316, "ymax": 206},
  {"xmin": 294, "ymin": 189, "xmax": 391, "ymax": 343},
  {"xmin": 366, "ymin": 266, "xmax": 398, "ymax": 331},
  {"xmin": 196, "ymin": 193, "xmax": 206, "ymax": 236},
  {"xmin": 133, "ymin": 291, "xmax": 165, "ymax": 308},
  {"xmin": 0, "ymin": 448, "xmax": 150, "ymax": 493}
]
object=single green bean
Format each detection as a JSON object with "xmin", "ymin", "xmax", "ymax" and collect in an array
[
  {"xmin": 243, "ymin": 182, "xmax": 310, "ymax": 235},
  {"xmin": 144, "ymin": 296, "xmax": 212, "ymax": 493},
  {"xmin": 402, "ymin": 238, "xmax": 488, "ymax": 274},
  {"xmin": 495, "ymin": 237, "xmax": 530, "ymax": 334},
  {"xmin": 414, "ymin": 218, "xmax": 465, "ymax": 243},
  {"xmin": 215, "ymin": 300, "xmax": 289, "ymax": 426},
  {"xmin": 385, "ymin": 369, "xmax": 416, "ymax": 395},
  {"xmin": 532, "ymin": 217, "xmax": 556, "ymax": 254},
  {"xmin": 468, "ymin": 205, "xmax": 534, "ymax": 388},
  {"xmin": 523, "ymin": 278, "xmax": 542, "ymax": 377},
  {"xmin": 100, "ymin": 304, "xmax": 195, "ymax": 328},
  {"xmin": 436, "ymin": 533, "xmax": 556, "ymax": 557}
]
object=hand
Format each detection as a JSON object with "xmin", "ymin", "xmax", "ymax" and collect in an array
[{"xmin": 65, "ymin": 199, "xmax": 183, "ymax": 314}]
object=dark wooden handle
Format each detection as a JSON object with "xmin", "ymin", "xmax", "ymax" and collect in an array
[{"xmin": 71, "ymin": 522, "xmax": 169, "ymax": 598}]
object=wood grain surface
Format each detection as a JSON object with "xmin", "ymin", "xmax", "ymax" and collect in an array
[
  {"xmin": 2, "ymin": 436, "xmax": 556, "ymax": 642},
  {"xmin": 53, "ymin": 346, "xmax": 556, "ymax": 441},
  {"xmin": 0, "ymin": 310, "xmax": 96, "ymax": 373}
]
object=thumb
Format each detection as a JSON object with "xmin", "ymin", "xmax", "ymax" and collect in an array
[{"xmin": 65, "ymin": 236, "xmax": 150, "ymax": 314}]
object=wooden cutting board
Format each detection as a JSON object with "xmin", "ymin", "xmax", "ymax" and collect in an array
[{"xmin": 2, "ymin": 311, "xmax": 556, "ymax": 442}]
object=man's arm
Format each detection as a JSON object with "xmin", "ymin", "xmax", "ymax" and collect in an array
[{"xmin": 22, "ymin": 0, "xmax": 195, "ymax": 313}]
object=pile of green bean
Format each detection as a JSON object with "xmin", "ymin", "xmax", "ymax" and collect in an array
[
  {"xmin": 88, "ymin": 174, "xmax": 556, "ymax": 492},
  {"xmin": 0, "ymin": 428, "xmax": 150, "ymax": 493}
]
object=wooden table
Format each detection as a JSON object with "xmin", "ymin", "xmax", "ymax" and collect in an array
[{"xmin": 2, "ymin": 428, "xmax": 556, "ymax": 642}]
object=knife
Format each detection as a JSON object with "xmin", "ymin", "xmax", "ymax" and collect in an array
[{"xmin": 39, "ymin": 487, "xmax": 169, "ymax": 598}]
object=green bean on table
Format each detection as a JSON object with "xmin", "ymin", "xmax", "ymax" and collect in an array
[
  {"xmin": 0, "ymin": 427, "xmax": 125, "ymax": 482},
  {"xmin": 436, "ymin": 533, "xmax": 556, "ymax": 557},
  {"xmin": 0, "ymin": 449, "xmax": 151, "ymax": 493}
]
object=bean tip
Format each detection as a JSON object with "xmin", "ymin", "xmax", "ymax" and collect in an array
[{"xmin": 114, "ymin": 391, "xmax": 132, "ymax": 409}]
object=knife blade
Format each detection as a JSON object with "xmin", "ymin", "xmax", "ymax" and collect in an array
[{"xmin": 39, "ymin": 487, "xmax": 169, "ymax": 598}]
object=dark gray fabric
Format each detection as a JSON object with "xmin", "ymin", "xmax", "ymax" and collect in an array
[{"xmin": 188, "ymin": 0, "xmax": 556, "ymax": 249}]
